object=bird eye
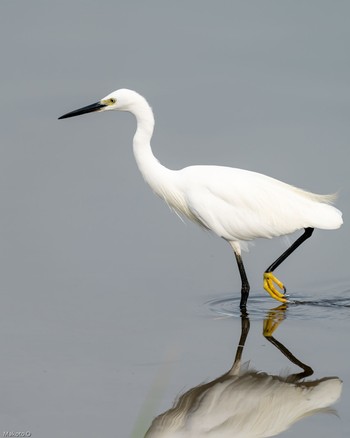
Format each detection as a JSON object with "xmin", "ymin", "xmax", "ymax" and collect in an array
[{"xmin": 109, "ymin": 98, "xmax": 116, "ymax": 104}]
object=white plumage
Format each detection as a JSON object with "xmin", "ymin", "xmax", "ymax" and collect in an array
[
  {"xmin": 59, "ymin": 88, "xmax": 343, "ymax": 308},
  {"xmin": 145, "ymin": 372, "xmax": 341, "ymax": 438},
  {"xmin": 144, "ymin": 310, "xmax": 342, "ymax": 438},
  {"xmin": 177, "ymin": 166, "xmax": 341, "ymax": 240}
]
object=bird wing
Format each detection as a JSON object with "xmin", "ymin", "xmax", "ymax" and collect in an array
[{"xmin": 182, "ymin": 166, "xmax": 325, "ymax": 242}]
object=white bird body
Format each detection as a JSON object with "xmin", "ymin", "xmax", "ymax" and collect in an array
[
  {"xmin": 145, "ymin": 310, "xmax": 342, "ymax": 438},
  {"xmin": 127, "ymin": 89, "xmax": 342, "ymax": 247},
  {"xmin": 59, "ymin": 88, "xmax": 343, "ymax": 307},
  {"xmin": 163, "ymin": 165, "xmax": 341, "ymax": 242},
  {"xmin": 145, "ymin": 372, "xmax": 342, "ymax": 438}
]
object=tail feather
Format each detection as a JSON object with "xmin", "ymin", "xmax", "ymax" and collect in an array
[
  {"xmin": 293, "ymin": 187, "xmax": 339, "ymax": 205},
  {"xmin": 309, "ymin": 192, "xmax": 339, "ymax": 204},
  {"xmin": 312, "ymin": 202, "xmax": 343, "ymax": 230}
]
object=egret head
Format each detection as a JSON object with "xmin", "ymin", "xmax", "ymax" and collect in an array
[{"xmin": 59, "ymin": 88, "xmax": 145, "ymax": 119}]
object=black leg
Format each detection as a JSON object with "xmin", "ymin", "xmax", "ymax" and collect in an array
[
  {"xmin": 265, "ymin": 335, "xmax": 314, "ymax": 381},
  {"xmin": 265, "ymin": 227, "xmax": 314, "ymax": 273},
  {"xmin": 229, "ymin": 311, "xmax": 250, "ymax": 374},
  {"xmin": 263, "ymin": 306, "xmax": 313, "ymax": 380},
  {"xmin": 234, "ymin": 252, "xmax": 250, "ymax": 309}
]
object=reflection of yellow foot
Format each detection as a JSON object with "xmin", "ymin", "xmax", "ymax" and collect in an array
[
  {"xmin": 263, "ymin": 272, "xmax": 288, "ymax": 303},
  {"xmin": 263, "ymin": 304, "xmax": 288, "ymax": 336}
]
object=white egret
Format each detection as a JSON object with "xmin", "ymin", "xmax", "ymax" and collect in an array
[
  {"xmin": 59, "ymin": 89, "xmax": 343, "ymax": 308},
  {"xmin": 146, "ymin": 373, "xmax": 341, "ymax": 438},
  {"xmin": 144, "ymin": 311, "xmax": 342, "ymax": 438}
]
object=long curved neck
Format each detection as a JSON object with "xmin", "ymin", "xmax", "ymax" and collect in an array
[{"xmin": 131, "ymin": 98, "xmax": 173, "ymax": 196}]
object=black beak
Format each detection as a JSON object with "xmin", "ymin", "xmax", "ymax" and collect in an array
[{"xmin": 58, "ymin": 101, "xmax": 107, "ymax": 120}]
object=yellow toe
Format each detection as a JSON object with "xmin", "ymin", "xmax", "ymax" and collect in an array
[
  {"xmin": 263, "ymin": 272, "xmax": 288, "ymax": 303},
  {"xmin": 263, "ymin": 304, "xmax": 288, "ymax": 336}
]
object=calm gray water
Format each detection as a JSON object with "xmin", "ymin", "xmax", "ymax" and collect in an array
[{"xmin": 1, "ymin": 1, "xmax": 349, "ymax": 437}]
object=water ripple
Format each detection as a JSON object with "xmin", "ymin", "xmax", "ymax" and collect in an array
[{"xmin": 205, "ymin": 288, "xmax": 350, "ymax": 320}]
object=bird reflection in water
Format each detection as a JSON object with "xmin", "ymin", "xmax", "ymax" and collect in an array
[{"xmin": 145, "ymin": 306, "xmax": 342, "ymax": 437}]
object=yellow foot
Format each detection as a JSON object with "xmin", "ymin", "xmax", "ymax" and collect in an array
[
  {"xmin": 263, "ymin": 272, "xmax": 288, "ymax": 303},
  {"xmin": 263, "ymin": 304, "xmax": 288, "ymax": 337}
]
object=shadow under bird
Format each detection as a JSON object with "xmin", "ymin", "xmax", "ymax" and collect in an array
[{"xmin": 59, "ymin": 89, "xmax": 343, "ymax": 309}]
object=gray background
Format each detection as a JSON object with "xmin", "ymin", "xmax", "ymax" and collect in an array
[{"xmin": 1, "ymin": 1, "xmax": 349, "ymax": 437}]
